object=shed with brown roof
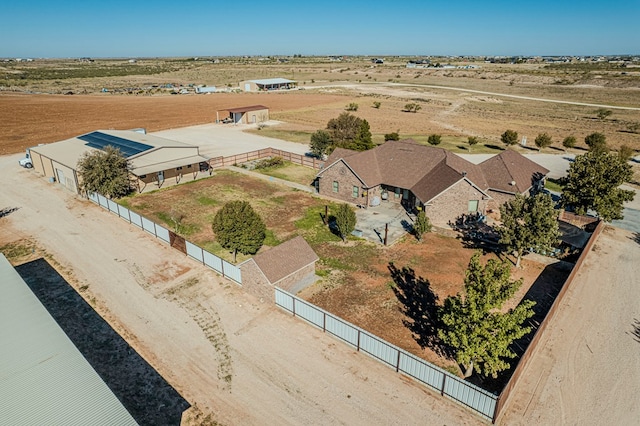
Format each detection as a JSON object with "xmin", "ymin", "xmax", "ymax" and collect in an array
[{"xmin": 239, "ymin": 236, "xmax": 319, "ymax": 299}]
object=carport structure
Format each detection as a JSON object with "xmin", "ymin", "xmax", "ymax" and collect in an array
[{"xmin": 220, "ymin": 105, "xmax": 269, "ymax": 124}]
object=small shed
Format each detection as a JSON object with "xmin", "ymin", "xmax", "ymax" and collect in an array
[
  {"xmin": 240, "ymin": 236, "xmax": 318, "ymax": 300},
  {"xmin": 223, "ymin": 105, "xmax": 269, "ymax": 124}
]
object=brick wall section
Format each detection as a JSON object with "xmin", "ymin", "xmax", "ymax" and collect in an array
[
  {"xmin": 239, "ymin": 259, "xmax": 273, "ymax": 301},
  {"xmin": 425, "ymin": 179, "xmax": 488, "ymax": 225},
  {"xmin": 318, "ymin": 161, "xmax": 367, "ymax": 205},
  {"xmin": 486, "ymin": 190, "xmax": 517, "ymax": 212}
]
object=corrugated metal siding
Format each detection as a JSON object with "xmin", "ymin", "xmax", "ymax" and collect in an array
[
  {"xmin": 155, "ymin": 225, "xmax": 170, "ymax": 243},
  {"xmin": 203, "ymin": 251, "xmax": 223, "ymax": 273},
  {"xmin": 129, "ymin": 211, "xmax": 143, "ymax": 228},
  {"xmin": 98, "ymin": 194, "xmax": 109, "ymax": 209},
  {"xmin": 398, "ymin": 352, "xmax": 444, "ymax": 390},
  {"xmin": 293, "ymin": 298, "xmax": 324, "ymax": 329},
  {"xmin": 186, "ymin": 241, "xmax": 203, "ymax": 262},
  {"xmin": 275, "ymin": 287, "xmax": 294, "ymax": 311},
  {"xmin": 0, "ymin": 255, "xmax": 138, "ymax": 426},
  {"xmin": 107, "ymin": 199, "xmax": 119, "ymax": 214},
  {"xmin": 444, "ymin": 375, "xmax": 496, "ymax": 418},
  {"xmin": 325, "ymin": 315, "xmax": 358, "ymax": 348},
  {"xmin": 222, "ymin": 260, "xmax": 242, "ymax": 284},
  {"xmin": 117, "ymin": 204, "xmax": 131, "ymax": 222},
  {"xmin": 141, "ymin": 217, "xmax": 156, "ymax": 235},
  {"xmin": 359, "ymin": 333, "xmax": 398, "ymax": 367}
]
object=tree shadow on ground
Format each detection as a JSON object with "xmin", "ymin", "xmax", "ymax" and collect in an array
[
  {"xmin": 483, "ymin": 144, "xmax": 505, "ymax": 151},
  {"xmin": 630, "ymin": 232, "xmax": 640, "ymax": 245},
  {"xmin": 0, "ymin": 207, "xmax": 19, "ymax": 218},
  {"xmin": 631, "ymin": 319, "xmax": 640, "ymax": 344},
  {"xmin": 388, "ymin": 263, "xmax": 452, "ymax": 358},
  {"xmin": 16, "ymin": 258, "xmax": 190, "ymax": 426}
]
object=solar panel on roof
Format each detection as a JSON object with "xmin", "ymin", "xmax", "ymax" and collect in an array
[{"xmin": 79, "ymin": 131, "xmax": 153, "ymax": 158}]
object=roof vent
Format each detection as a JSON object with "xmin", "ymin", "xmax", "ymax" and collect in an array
[
  {"xmin": 510, "ymin": 180, "xmax": 516, "ymax": 186},
  {"xmin": 462, "ymin": 171, "xmax": 467, "ymax": 177}
]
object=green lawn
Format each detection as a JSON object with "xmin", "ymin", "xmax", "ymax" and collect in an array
[
  {"xmin": 249, "ymin": 161, "xmax": 318, "ymax": 187},
  {"xmin": 244, "ymin": 128, "xmax": 312, "ymax": 144}
]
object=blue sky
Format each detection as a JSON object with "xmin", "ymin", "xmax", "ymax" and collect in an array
[{"xmin": 2, "ymin": 0, "xmax": 639, "ymax": 58}]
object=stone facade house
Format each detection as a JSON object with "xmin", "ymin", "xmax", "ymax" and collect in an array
[{"xmin": 316, "ymin": 139, "xmax": 548, "ymax": 225}]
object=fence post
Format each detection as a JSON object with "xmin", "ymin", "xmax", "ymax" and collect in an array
[
  {"xmin": 221, "ymin": 259, "xmax": 225, "ymax": 278},
  {"xmin": 441, "ymin": 374, "xmax": 446, "ymax": 396},
  {"xmin": 292, "ymin": 297, "xmax": 296, "ymax": 317},
  {"xmin": 323, "ymin": 311, "xmax": 326, "ymax": 332},
  {"xmin": 396, "ymin": 351, "xmax": 401, "ymax": 372},
  {"xmin": 357, "ymin": 329, "xmax": 361, "ymax": 351}
]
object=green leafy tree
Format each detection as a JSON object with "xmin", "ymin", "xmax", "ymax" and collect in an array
[
  {"xmin": 413, "ymin": 211, "xmax": 432, "ymax": 241},
  {"xmin": 212, "ymin": 201, "xmax": 266, "ymax": 262},
  {"xmin": 326, "ymin": 112, "xmax": 362, "ymax": 149},
  {"xmin": 77, "ymin": 146, "xmax": 132, "ymax": 198},
  {"xmin": 404, "ymin": 103, "xmax": 422, "ymax": 113},
  {"xmin": 309, "ymin": 130, "xmax": 333, "ymax": 158},
  {"xmin": 560, "ymin": 150, "xmax": 635, "ymax": 221},
  {"xmin": 335, "ymin": 203, "xmax": 356, "ymax": 241},
  {"xmin": 562, "ymin": 135, "xmax": 576, "ymax": 151},
  {"xmin": 345, "ymin": 102, "xmax": 359, "ymax": 111},
  {"xmin": 349, "ymin": 119, "xmax": 374, "ymax": 151},
  {"xmin": 534, "ymin": 133, "xmax": 553, "ymax": 151},
  {"xmin": 467, "ymin": 136, "xmax": 479, "ymax": 150},
  {"xmin": 617, "ymin": 144, "xmax": 634, "ymax": 162},
  {"xmin": 384, "ymin": 132, "xmax": 400, "ymax": 141},
  {"xmin": 439, "ymin": 252, "xmax": 535, "ymax": 378},
  {"xmin": 584, "ymin": 132, "xmax": 607, "ymax": 153},
  {"xmin": 372, "ymin": 101, "xmax": 381, "ymax": 109},
  {"xmin": 501, "ymin": 129, "xmax": 519, "ymax": 146},
  {"xmin": 427, "ymin": 134, "xmax": 442, "ymax": 146},
  {"xmin": 499, "ymin": 193, "xmax": 560, "ymax": 267}
]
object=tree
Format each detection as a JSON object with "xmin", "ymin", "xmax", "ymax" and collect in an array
[
  {"xmin": 438, "ymin": 252, "xmax": 535, "ymax": 378},
  {"xmin": 501, "ymin": 130, "xmax": 519, "ymax": 146},
  {"xmin": 618, "ymin": 144, "xmax": 634, "ymax": 162},
  {"xmin": 77, "ymin": 146, "xmax": 132, "ymax": 198},
  {"xmin": 534, "ymin": 133, "xmax": 553, "ymax": 151},
  {"xmin": 349, "ymin": 119, "xmax": 374, "ymax": 151},
  {"xmin": 427, "ymin": 134, "xmax": 442, "ymax": 146},
  {"xmin": 595, "ymin": 108, "xmax": 612, "ymax": 120},
  {"xmin": 372, "ymin": 101, "xmax": 381, "ymax": 109},
  {"xmin": 467, "ymin": 136, "xmax": 479, "ymax": 150},
  {"xmin": 404, "ymin": 103, "xmax": 422, "ymax": 113},
  {"xmin": 384, "ymin": 132, "xmax": 400, "ymax": 141},
  {"xmin": 413, "ymin": 211, "xmax": 432, "ymax": 241},
  {"xmin": 309, "ymin": 130, "xmax": 333, "ymax": 158},
  {"xmin": 585, "ymin": 132, "xmax": 607, "ymax": 153},
  {"xmin": 335, "ymin": 203, "xmax": 356, "ymax": 241},
  {"xmin": 498, "ymin": 193, "xmax": 560, "ymax": 268},
  {"xmin": 212, "ymin": 201, "xmax": 266, "ymax": 262},
  {"xmin": 345, "ymin": 102, "xmax": 359, "ymax": 111},
  {"xmin": 326, "ymin": 112, "xmax": 363, "ymax": 149},
  {"xmin": 560, "ymin": 150, "xmax": 635, "ymax": 221},
  {"xmin": 562, "ymin": 135, "xmax": 576, "ymax": 151}
]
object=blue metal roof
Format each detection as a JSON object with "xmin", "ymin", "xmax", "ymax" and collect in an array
[{"xmin": 79, "ymin": 131, "xmax": 153, "ymax": 158}]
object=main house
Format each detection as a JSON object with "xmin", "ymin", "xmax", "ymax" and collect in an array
[{"xmin": 316, "ymin": 139, "xmax": 548, "ymax": 225}]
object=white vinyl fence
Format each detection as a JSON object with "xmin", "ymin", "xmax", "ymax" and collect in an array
[
  {"xmin": 275, "ymin": 287, "xmax": 497, "ymax": 420},
  {"xmin": 87, "ymin": 192, "xmax": 241, "ymax": 284}
]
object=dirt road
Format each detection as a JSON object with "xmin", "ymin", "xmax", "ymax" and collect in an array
[
  {"xmin": 499, "ymin": 226, "xmax": 640, "ymax": 425},
  {"xmin": 0, "ymin": 153, "xmax": 482, "ymax": 425}
]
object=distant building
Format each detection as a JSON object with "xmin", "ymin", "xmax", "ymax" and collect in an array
[
  {"xmin": 220, "ymin": 105, "xmax": 269, "ymax": 124},
  {"xmin": 239, "ymin": 78, "xmax": 297, "ymax": 92}
]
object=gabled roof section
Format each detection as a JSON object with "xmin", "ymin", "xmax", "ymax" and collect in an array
[
  {"xmin": 480, "ymin": 149, "xmax": 549, "ymax": 194},
  {"xmin": 249, "ymin": 78, "xmax": 296, "ymax": 85},
  {"xmin": 252, "ymin": 236, "xmax": 319, "ymax": 285},
  {"xmin": 225, "ymin": 105, "xmax": 268, "ymax": 114}
]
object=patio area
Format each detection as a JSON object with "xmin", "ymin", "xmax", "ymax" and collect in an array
[{"xmin": 353, "ymin": 202, "xmax": 413, "ymax": 245}]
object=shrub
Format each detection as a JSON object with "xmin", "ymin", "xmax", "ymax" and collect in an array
[{"xmin": 254, "ymin": 156, "xmax": 284, "ymax": 169}]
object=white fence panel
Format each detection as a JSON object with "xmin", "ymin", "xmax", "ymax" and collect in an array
[
  {"xmin": 186, "ymin": 241, "xmax": 204, "ymax": 262},
  {"xmin": 203, "ymin": 251, "xmax": 223, "ymax": 273},
  {"xmin": 107, "ymin": 199, "xmax": 119, "ymax": 214},
  {"xmin": 293, "ymin": 298, "xmax": 324, "ymax": 329},
  {"xmin": 222, "ymin": 260, "xmax": 242, "ymax": 284},
  {"xmin": 141, "ymin": 217, "xmax": 156, "ymax": 236},
  {"xmin": 398, "ymin": 352, "xmax": 444, "ymax": 390},
  {"xmin": 325, "ymin": 315, "xmax": 358, "ymax": 348},
  {"xmin": 275, "ymin": 288, "xmax": 294, "ymax": 311},
  {"xmin": 358, "ymin": 332, "xmax": 399, "ymax": 368},
  {"xmin": 129, "ymin": 211, "xmax": 143, "ymax": 228},
  {"xmin": 87, "ymin": 192, "xmax": 99, "ymax": 204},
  {"xmin": 117, "ymin": 204, "xmax": 130, "ymax": 222},
  {"xmin": 155, "ymin": 225, "xmax": 170, "ymax": 243},
  {"xmin": 443, "ymin": 376, "xmax": 496, "ymax": 419},
  {"xmin": 98, "ymin": 194, "xmax": 109, "ymax": 209}
]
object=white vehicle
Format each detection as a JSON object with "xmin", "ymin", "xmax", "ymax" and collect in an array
[{"xmin": 18, "ymin": 149, "xmax": 33, "ymax": 168}]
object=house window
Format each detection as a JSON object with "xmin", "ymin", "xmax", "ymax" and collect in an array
[
  {"xmin": 187, "ymin": 164, "xmax": 192, "ymax": 168},
  {"xmin": 468, "ymin": 200, "xmax": 479, "ymax": 212},
  {"xmin": 176, "ymin": 166, "xmax": 183, "ymax": 171},
  {"xmin": 395, "ymin": 187, "xmax": 401, "ymax": 198},
  {"xmin": 139, "ymin": 174, "xmax": 147, "ymax": 179},
  {"xmin": 332, "ymin": 181, "xmax": 339, "ymax": 193},
  {"xmin": 352, "ymin": 186, "xmax": 359, "ymax": 198}
]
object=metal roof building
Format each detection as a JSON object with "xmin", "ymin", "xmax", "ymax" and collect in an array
[
  {"xmin": 0, "ymin": 254, "xmax": 138, "ymax": 425},
  {"xmin": 240, "ymin": 78, "xmax": 297, "ymax": 92},
  {"xmin": 28, "ymin": 130, "xmax": 209, "ymax": 194}
]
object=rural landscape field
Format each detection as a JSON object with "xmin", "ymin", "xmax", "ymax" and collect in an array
[{"xmin": 2, "ymin": 54, "xmax": 640, "ymax": 425}]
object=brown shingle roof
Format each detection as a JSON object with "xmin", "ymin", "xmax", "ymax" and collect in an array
[
  {"xmin": 479, "ymin": 149, "xmax": 549, "ymax": 194},
  {"xmin": 251, "ymin": 236, "xmax": 319, "ymax": 285}
]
